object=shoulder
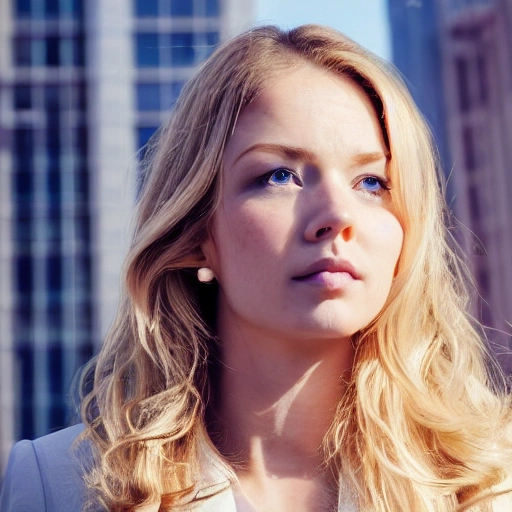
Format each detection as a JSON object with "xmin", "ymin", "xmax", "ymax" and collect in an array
[{"xmin": 0, "ymin": 424, "xmax": 90, "ymax": 512}]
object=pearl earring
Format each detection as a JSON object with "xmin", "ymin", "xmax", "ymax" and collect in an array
[{"xmin": 197, "ymin": 267, "xmax": 215, "ymax": 283}]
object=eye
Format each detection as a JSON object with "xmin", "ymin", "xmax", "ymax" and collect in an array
[
  {"xmin": 260, "ymin": 168, "xmax": 301, "ymax": 186},
  {"xmin": 356, "ymin": 175, "xmax": 390, "ymax": 196}
]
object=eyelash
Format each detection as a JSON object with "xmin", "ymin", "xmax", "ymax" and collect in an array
[
  {"xmin": 257, "ymin": 169, "xmax": 391, "ymax": 196},
  {"xmin": 355, "ymin": 174, "xmax": 391, "ymax": 196},
  {"xmin": 258, "ymin": 168, "xmax": 302, "ymax": 187}
]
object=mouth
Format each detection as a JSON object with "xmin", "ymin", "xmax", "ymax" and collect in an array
[{"xmin": 292, "ymin": 259, "xmax": 361, "ymax": 288}]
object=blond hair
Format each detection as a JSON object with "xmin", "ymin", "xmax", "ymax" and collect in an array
[{"xmin": 81, "ymin": 25, "xmax": 512, "ymax": 511}]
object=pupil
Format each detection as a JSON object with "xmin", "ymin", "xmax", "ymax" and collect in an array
[{"xmin": 275, "ymin": 170, "xmax": 287, "ymax": 181}]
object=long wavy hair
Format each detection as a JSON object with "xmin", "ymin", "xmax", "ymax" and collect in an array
[{"xmin": 81, "ymin": 24, "xmax": 512, "ymax": 511}]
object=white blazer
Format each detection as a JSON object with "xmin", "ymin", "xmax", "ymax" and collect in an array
[
  {"xmin": 0, "ymin": 423, "xmax": 361, "ymax": 512},
  {"xmin": 2, "ymin": 424, "xmax": 510, "ymax": 511},
  {"xmin": 0, "ymin": 424, "xmax": 238, "ymax": 512}
]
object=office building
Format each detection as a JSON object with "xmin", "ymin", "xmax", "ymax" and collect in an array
[
  {"xmin": 0, "ymin": 0, "xmax": 253, "ymax": 473},
  {"xmin": 387, "ymin": 0, "xmax": 452, "ymax": 183},
  {"xmin": 388, "ymin": 0, "xmax": 512, "ymax": 372}
]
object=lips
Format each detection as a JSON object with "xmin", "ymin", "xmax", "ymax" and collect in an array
[{"xmin": 292, "ymin": 258, "xmax": 361, "ymax": 282}]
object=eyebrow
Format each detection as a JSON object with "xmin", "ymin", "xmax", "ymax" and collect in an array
[
  {"xmin": 232, "ymin": 143, "xmax": 316, "ymax": 166},
  {"xmin": 352, "ymin": 151, "xmax": 390, "ymax": 165},
  {"xmin": 232, "ymin": 143, "xmax": 389, "ymax": 167}
]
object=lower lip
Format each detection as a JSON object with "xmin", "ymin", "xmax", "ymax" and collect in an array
[{"xmin": 294, "ymin": 271, "xmax": 356, "ymax": 289}]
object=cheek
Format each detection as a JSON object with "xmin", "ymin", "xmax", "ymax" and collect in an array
[
  {"xmin": 211, "ymin": 202, "xmax": 292, "ymax": 274},
  {"xmin": 370, "ymin": 213, "xmax": 404, "ymax": 274}
]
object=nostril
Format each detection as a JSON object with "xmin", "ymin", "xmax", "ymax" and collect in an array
[{"xmin": 315, "ymin": 227, "xmax": 331, "ymax": 238}]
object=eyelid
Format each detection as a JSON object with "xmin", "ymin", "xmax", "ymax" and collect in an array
[
  {"xmin": 354, "ymin": 173, "xmax": 391, "ymax": 190},
  {"xmin": 259, "ymin": 167, "xmax": 303, "ymax": 186}
]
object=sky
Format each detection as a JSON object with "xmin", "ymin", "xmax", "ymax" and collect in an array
[{"xmin": 254, "ymin": 0, "xmax": 391, "ymax": 60}]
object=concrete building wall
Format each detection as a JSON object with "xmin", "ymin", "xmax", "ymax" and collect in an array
[
  {"xmin": 0, "ymin": 0, "xmax": 254, "ymax": 476},
  {"xmin": 438, "ymin": 0, "xmax": 512, "ymax": 371},
  {"xmin": 0, "ymin": 0, "xmax": 15, "ymax": 475},
  {"xmin": 85, "ymin": 0, "xmax": 136, "ymax": 345},
  {"xmin": 389, "ymin": 0, "xmax": 512, "ymax": 372}
]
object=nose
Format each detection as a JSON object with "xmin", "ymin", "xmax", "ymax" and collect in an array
[{"xmin": 303, "ymin": 179, "xmax": 355, "ymax": 243}]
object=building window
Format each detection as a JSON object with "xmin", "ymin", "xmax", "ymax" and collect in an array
[
  {"xmin": 76, "ymin": 213, "xmax": 90, "ymax": 245},
  {"xmin": 47, "ymin": 254, "xmax": 62, "ymax": 292},
  {"xmin": 134, "ymin": 0, "xmax": 159, "ymax": 16},
  {"xmin": 205, "ymin": 0, "xmax": 219, "ymax": 16},
  {"xmin": 14, "ymin": 37, "xmax": 32, "ymax": 66},
  {"xmin": 60, "ymin": 38, "xmax": 73, "ymax": 66},
  {"xmin": 47, "ymin": 169, "xmax": 61, "ymax": 200},
  {"xmin": 73, "ymin": 36, "xmax": 85, "ymax": 66},
  {"xmin": 46, "ymin": 36, "xmax": 61, "ymax": 66},
  {"xmin": 79, "ymin": 342, "xmax": 94, "ymax": 367},
  {"xmin": 75, "ymin": 124, "xmax": 88, "ymax": 159},
  {"xmin": 16, "ymin": 345, "xmax": 35, "ymax": 439},
  {"xmin": 48, "ymin": 206, "xmax": 62, "ymax": 242},
  {"xmin": 136, "ymin": 33, "xmax": 160, "ymax": 67},
  {"xmin": 170, "ymin": 33, "xmax": 195, "ymax": 66},
  {"xmin": 16, "ymin": 255, "xmax": 33, "ymax": 294},
  {"xmin": 47, "ymin": 303, "xmax": 62, "ymax": 335},
  {"xmin": 137, "ymin": 83, "xmax": 161, "ymax": 111},
  {"xmin": 455, "ymin": 56, "xmax": 470, "ymax": 112},
  {"xmin": 476, "ymin": 54, "xmax": 488, "ymax": 105},
  {"xmin": 15, "ymin": 212, "xmax": 33, "ymax": 244},
  {"xmin": 170, "ymin": 0, "xmax": 193, "ymax": 16},
  {"xmin": 75, "ymin": 254, "xmax": 92, "ymax": 294},
  {"xmin": 462, "ymin": 125, "xmax": 476, "ymax": 171},
  {"xmin": 163, "ymin": 81, "xmax": 185, "ymax": 108},
  {"xmin": 14, "ymin": 127, "xmax": 34, "ymax": 172},
  {"xmin": 46, "ymin": 112, "xmax": 61, "ymax": 175},
  {"xmin": 195, "ymin": 31, "xmax": 219, "ymax": 61},
  {"xmin": 467, "ymin": 181, "xmax": 481, "ymax": 225},
  {"xmin": 13, "ymin": 171, "xmax": 33, "ymax": 203},
  {"xmin": 47, "ymin": 344, "xmax": 65, "ymax": 429},
  {"xmin": 47, "ymin": 345, "xmax": 63, "ymax": 391},
  {"xmin": 75, "ymin": 253, "xmax": 92, "ymax": 290},
  {"xmin": 71, "ymin": 0, "xmax": 83, "ymax": 17},
  {"xmin": 137, "ymin": 126, "xmax": 158, "ymax": 150},
  {"xmin": 78, "ymin": 83, "xmax": 87, "ymax": 110},
  {"xmin": 75, "ymin": 168, "xmax": 89, "ymax": 202},
  {"xmin": 45, "ymin": 85, "xmax": 60, "ymax": 110},
  {"xmin": 15, "ymin": 0, "xmax": 32, "ymax": 17},
  {"xmin": 14, "ymin": 85, "xmax": 32, "ymax": 110},
  {"xmin": 45, "ymin": 0, "xmax": 60, "ymax": 17}
]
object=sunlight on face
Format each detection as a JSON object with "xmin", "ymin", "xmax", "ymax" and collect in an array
[{"xmin": 202, "ymin": 63, "xmax": 403, "ymax": 346}]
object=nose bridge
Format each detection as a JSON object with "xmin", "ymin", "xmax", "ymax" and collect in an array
[
  {"xmin": 320, "ymin": 169, "xmax": 347, "ymax": 208},
  {"xmin": 304, "ymin": 168, "xmax": 355, "ymax": 242}
]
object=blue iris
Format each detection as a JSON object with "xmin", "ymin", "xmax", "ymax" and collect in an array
[
  {"xmin": 268, "ymin": 168, "xmax": 293, "ymax": 185},
  {"xmin": 360, "ymin": 176, "xmax": 384, "ymax": 192}
]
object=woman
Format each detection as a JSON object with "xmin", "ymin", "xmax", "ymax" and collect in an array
[{"xmin": 2, "ymin": 24, "xmax": 512, "ymax": 512}]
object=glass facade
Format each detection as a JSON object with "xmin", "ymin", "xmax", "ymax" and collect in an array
[
  {"xmin": 2, "ymin": 0, "xmax": 232, "ymax": 453},
  {"xmin": 449, "ymin": 0, "xmax": 494, "ymax": 13},
  {"xmin": 10, "ymin": 0, "xmax": 93, "ymax": 440},
  {"xmin": 134, "ymin": 0, "xmax": 220, "ymax": 18},
  {"xmin": 135, "ymin": 31, "xmax": 219, "ymax": 68},
  {"xmin": 133, "ymin": 0, "xmax": 221, "ymax": 151}
]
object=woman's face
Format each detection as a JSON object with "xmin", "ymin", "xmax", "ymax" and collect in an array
[{"xmin": 202, "ymin": 62, "xmax": 403, "ymax": 344}]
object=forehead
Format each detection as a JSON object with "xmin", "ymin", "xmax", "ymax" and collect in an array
[{"xmin": 224, "ymin": 62, "xmax": 386, "ymax": 167}]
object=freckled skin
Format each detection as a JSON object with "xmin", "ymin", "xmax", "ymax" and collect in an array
[{"xmin": 202, "ymin": 63, "xmax": 403, "ymax": 347}]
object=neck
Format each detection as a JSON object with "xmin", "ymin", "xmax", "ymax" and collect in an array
[{"xmin": 210, "ymin": 313, "xmax": 354, "ymax": 479}]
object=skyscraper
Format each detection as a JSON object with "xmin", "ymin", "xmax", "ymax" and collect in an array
[
  {"xmin": 0, "ymin": 0, "xmax": 253, "ymax": 473},
  {"xmin": 388, "ymin": 0, "xmax": 512, "ymax": 372},
  {"xmin": 387, "ymin": 0, "xmax": 451, "ymax": 182}
]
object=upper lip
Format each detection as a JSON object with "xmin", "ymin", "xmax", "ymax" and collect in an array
[{"xmin": 292, "ymin": 258, "xmax": 361, "ymax": 280}]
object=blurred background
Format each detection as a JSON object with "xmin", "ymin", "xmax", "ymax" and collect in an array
[{"xmin": 1, "ymin": 0, "xmax": 512, "ymax": 476}]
